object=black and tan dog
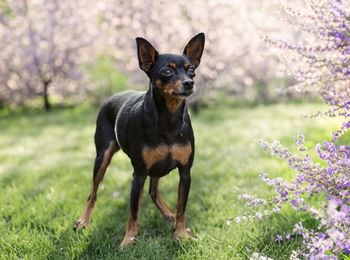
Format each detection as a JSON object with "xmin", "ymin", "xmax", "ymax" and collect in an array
[{"xmin": 74, "ymin": 33, "xmax": 205, "ymax": 247}]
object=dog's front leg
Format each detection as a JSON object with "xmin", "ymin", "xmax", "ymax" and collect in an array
[
  {"xmin": 120, "ymin": 172, "xmax": 147, "ymax": 248},
  {"xmin": 174, "ymin": 166, "xmax": 192, "ymax": 240}
]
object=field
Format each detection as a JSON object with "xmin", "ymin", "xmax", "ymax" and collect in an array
[{"xmin": 0, "ymin": 102, "xmax": 344, "ymax": 259}]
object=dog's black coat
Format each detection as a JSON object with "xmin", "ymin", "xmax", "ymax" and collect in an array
[
  {"xmin": 75, "ymin": 33, "xmax": 205, "ymax": 246},
  {"xmin": 97, "ymin": 85, "xmax": 193, "ymax": 178}
]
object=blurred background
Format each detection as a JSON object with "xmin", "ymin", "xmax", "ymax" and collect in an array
[
  {"xmin": 2, "ymin": 1, "xmax": 347, "ymax": 258},
  {"xmin": 0, "ymin": 0, "xmax": 312, "ymax": 112}
]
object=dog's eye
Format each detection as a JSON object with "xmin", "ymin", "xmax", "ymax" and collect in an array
[
  {"xmin": 162, "ymin": 68, "xmax": 173, "ymax": 77},
  {"xmin": 188, "ymin": 67, "xmax": 195, "ymax": 76}
]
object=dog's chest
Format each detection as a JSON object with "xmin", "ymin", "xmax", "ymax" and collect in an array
[{"xmin": 142, "ymin": 143, "xmax": 192, "ymax": 176}]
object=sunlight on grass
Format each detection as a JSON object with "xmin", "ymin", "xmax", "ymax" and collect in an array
[{"xmin": 0, "ymin": 103, "xmax": 345, "ymax": 259}]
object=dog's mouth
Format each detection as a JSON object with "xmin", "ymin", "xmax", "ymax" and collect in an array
[{"xmin": 172, "ymin": 90, "xmax": 194, "ymax": 99}]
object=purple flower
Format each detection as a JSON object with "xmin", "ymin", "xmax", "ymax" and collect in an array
[
  {"xmin": 238, "ymin": 1, "xmax": 350, "ymax": 258},
  {"xmin": 256, "ymin": 212, "xmax": 263, "ymax": 220}
]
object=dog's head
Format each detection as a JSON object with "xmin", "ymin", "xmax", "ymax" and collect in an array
[{"xmin": 136, "ymin": 33, "xmax": 205, "ymax": 101}]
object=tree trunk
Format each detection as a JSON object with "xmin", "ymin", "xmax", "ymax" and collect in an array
[
  {"xmin": 190, "ymin": 101, "xmax": 200, "ymax": 115},
  {"xmin": 43, "ymin": 80, "xmax": 51, "ymax": 111},
  {"xmin": 257, "ymin": 80, "xmax": 270, "ymax": 104}
]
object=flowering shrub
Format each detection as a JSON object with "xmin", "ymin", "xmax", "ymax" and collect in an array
[
  {"xmin": 0, "ymin": 0, "xmax": 113, "ymax": 109},
  {"xmin": 256, "ymin": 128, "xmax": 350, "ymax": 258},
  {"xmin": 237, "ymin": 0, "xmax": 350, "ymax": 258}
]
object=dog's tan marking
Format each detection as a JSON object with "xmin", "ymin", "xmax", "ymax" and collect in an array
[
  {"xmin": 75, "ymin": 140, "xmax": 118, "ymax": 229},
  {"xmin": 155, "ymin": 79, "xmax": 162, "ymax": 89},
  {"xmin": 169, "ymin": 62, "xmax": 176, "ymax": 68},
  {"xmin": 120, "ymin": 190, "xmax": 144, "ymax": 248},
  {"xmin": 163, "ymin": 80, "xmax": 181, "ymax": 96},
  {"xmin": 174, "ymin": 179, "xmax": 192, "ymax": 240},
  {"xmin": 142, "ymin": 144, "xmax": 169, "ymax": 170},
  {"xmin": 142, "ymin": 141, "xmax": 193, "ymax": 240},
  {"xmin": 142, "ymin": 143, "xmax": 192, "ymax": 169},
  {"xmin": 171, "ymin": 144, "xmax": 192, "ymax": 166},
  {"xmin": 184, "ymin": 63, "xmax": 190, "ymax": 69},
  {"xmin": 164, "ymin": 80, "xmax": 183, "ymax": 113},
  {"xmin": 155, "ymin": 79, "xmax": 183, "ymax": 113},
  {"xmin": 149, "ymin": 177, "xmax": 175, "ymax": 223}
]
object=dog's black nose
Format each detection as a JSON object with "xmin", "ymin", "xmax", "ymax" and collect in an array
[{"xmin": 183, "ymin": 79, "xmax": 194, "ymax": 90}]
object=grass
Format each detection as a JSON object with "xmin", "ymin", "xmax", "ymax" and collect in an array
[{"xmin": 0, "ymin": 102, "xmax": 346, "ymax": 259}]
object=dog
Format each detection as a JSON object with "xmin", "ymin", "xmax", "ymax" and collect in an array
[{"xmin": 74, "ymin": 33, "xmax": 205, "ymax": 248}]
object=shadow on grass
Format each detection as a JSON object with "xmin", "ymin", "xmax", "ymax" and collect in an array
[
  {"xmin": 46, "ymin": 194, "xmax": 188, "ymax": 259},
  {"xmin": 0, "ymin": 106, "xmax": 195, "ymax": 258}
]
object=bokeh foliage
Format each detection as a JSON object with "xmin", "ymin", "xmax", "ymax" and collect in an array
[{"xmin": 0, "ymin": 0, "xmax": 303, "ymax": 110}]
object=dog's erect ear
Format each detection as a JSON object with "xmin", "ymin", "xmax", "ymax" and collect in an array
[
  {"xmin": 183, "ymin": 33, "xmax": 205, "ymax": 68},
  {"xmin": 136, "ymin": 37, "xmax": 159, "ymax": 73}
]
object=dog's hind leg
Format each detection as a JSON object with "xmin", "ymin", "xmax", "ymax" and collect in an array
[
  {"xmin": 149, "ymin": 177, "xmax": 175, "ymax": 224},
  {"xmin": 74, "ymin": 115, "xmax": 119, "ymax": 230}
]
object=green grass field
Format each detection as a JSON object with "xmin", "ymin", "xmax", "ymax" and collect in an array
[{"xmin": 0, "ymin": 102, "xmax": 345, "ymax": 259}]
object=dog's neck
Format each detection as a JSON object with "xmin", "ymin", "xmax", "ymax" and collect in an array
[{"xmin": 144, "ymin": 82, "xmax": 187, "ymax": 132}]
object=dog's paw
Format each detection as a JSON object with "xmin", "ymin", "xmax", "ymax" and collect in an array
[
  {"xmin": 74, "ymin": 218, "xmax": 89, "ymax": 230},
  {"xmin": 119, "ymin": 235, "xmax": 136, "ymax": 248},
  {"xmin": 164, "ymin": 213, "xmax": 176, "ymax": 224},
  {"xmin": 173, "ymin": 228, "xmax": 192, "ymax": 240}
]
